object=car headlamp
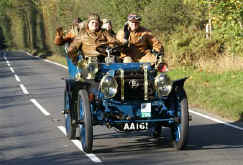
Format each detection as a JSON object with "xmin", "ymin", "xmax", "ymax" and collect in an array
[
  {"xmin": 77, "ymin": 57, "xmax": 99, "ymax": 80},
  {"xmin": 100, "ymin": 75, "xmax": 118, "ymax": 98},
  {"xmin": 154, "ymin": 73, "xmax": 172, "ymax": 97}
]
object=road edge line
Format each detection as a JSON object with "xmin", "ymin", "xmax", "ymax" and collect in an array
[
  {"xmin": 25, "ymin": 51, "xmax": 68, "ymax": 69},
  {"xmin": 57, "ymin": 126, "xmax": 103, "ymax": 163},
  {"xmin": 43, "ymin": 59, "xmax": 68, "ymax": 69},
  {"xmin": 189, "ymin": 110, "xmax": 243, "ymax": 131},
  {"xmin": 30, "ymin": 99, "xmax": 50, "ymax": 116}
]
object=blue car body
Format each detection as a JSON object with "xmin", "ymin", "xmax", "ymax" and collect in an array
[{"xmin": 64, "ymin": 48, "xmax": 190, "ymax": 152}]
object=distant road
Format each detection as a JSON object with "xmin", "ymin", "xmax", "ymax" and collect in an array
[{"xmin": 0, "ymin": 51, "xmax": 243, "ymax": 165}]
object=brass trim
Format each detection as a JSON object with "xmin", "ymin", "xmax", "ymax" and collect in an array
[
  {"xmin": 119, "ymin": 69, "xmax": 125, "ymax": 101},
  {"xmin": 143, "ymin": 64, "xmax": 148, "ymax": 100}
]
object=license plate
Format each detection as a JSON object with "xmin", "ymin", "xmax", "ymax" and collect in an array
[
  {"xmin": 123, "ymin": 122, "xmax": 148, "ymax": 131},
  {"xmin": 141, "ymin": 103, "xmax": 151, "ymax": 118}
]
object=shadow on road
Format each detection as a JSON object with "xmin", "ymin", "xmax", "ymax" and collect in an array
[
  {"xmin": 93, "ymin": 122, "xmax": 243, "ymax": 154},
  {"xmin": 0, "ymin": 151, "xmax": 92, "ymax": 165}
]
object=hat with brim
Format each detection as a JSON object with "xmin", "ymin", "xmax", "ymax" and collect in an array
[{"xmin": 88, "ymin": 13, "xmax": 101, "ymax": 23}]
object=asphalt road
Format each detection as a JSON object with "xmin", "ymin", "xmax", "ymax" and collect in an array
[{"xmin": 0, "ymin": 51, "xmax": 243, "ymax": 165}]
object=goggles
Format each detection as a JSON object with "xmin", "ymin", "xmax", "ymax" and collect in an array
[{"xmin": 127, "ymin": 14, "xmax": 141, "ymax": 22}]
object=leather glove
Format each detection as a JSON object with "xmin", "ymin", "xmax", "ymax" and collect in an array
[
  {"xmin": 123, "ymin": 22, "xmax": 130, "ymax": 41},
  {"xmin": 152, "ymin": 50, "xmax": 164, "ymax": 57},
  {"xmin": 56, "ymin": 27, "xmax": 64, "ymax": 37}
]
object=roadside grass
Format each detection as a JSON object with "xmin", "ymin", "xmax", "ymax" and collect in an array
[
  {"xmin": 168, "ymin": 67, "xmax": 243, "ymax": 121},
  {"xmin": 47, "ymin": 53, "xmax": 67, "ymax": 66}
]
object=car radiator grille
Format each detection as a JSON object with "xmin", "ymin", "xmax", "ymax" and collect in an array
[{"xmin": 114, "ymin": 70, "xmax": 154, "ymax": 101}]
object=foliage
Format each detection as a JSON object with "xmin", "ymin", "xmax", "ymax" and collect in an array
[
  {"xmin": 141, "ymin": 0, "xmax": 190, "ymax": 34},
  {"xmin": 0, "ymin": 0, "xmax": 242, "ymax": 57},
  {"xmin": 0, "ymin": 0, "xmax": 12, "ymax": 15},
  {"xmin": 202, "ymin": 0, "xmax": 243, "ymax": 55}
]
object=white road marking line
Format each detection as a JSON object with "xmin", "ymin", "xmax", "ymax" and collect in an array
[
  {"xmin": 189, "ymin": 110, "xmax": 243, "ymax": 131},
  {"xmin": 3, "ymin": 56, "xmax": 7, "ymax": 60},
  {"xmin": 6, "ymin": 60, "xmax": 10, "ymax": 65},
  {"xmin": 26, "ymin": 52, "xmax": 37, "ymax": 57},
  {"xmin": 57, "ymin": 126, "xmax": 102, "ymax": 163},
  {"xmin": 30, "ymin": 99, "xmax": 50, "ymax": 116},
  {"xmin": 19, "ymin": 84, "xmax": 29, "ymax": 94},
  {"xmin": 9, "ymin": 67, "xmax": 15, "ymax": 73},
  {"xmin": 25, "ymin": 51, "xmax": 68, "ymax": 69},
  {"xmin": 7, "ymin": 63, "xmax": 10, "ymax": 66},
  {"xmin": 44, "ymin": 59, "xmax": 68, "ymax": 69},
  {"xmin": 58, "ymin": 125, "xmax": 67, "ymax": 136},
  {"xmin": 14, "ymin": 74, "xmax": 21, "ymax": 82}
]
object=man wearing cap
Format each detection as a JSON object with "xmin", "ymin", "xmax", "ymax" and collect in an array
[
  {"xmin": 54, "ymin": 17, "xmax": 85, "ymax": 45},
  {"xmin": 116, "ymin": 14, "xmax": 164, "ymax": 63},
  {"xmin": 67, "ymin": 13, "xmax": 118, "ymax": 64}
]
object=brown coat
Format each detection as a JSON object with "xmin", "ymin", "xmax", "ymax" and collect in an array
[
  {"xmin": 68, "ymin": 28, "xmax": 118, "ymax": 63},
  {"xmin": 116, "ymin": 26, "xmax": 163, "ymax": 63}
]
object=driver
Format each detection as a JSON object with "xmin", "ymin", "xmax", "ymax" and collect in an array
[
  {"xmin": 68, "ymin": 13, "xmax": 119, "ymax": 64},
  {"xmin": 116, "ymin": 14, "xmax": 164, "ymax": 63}
]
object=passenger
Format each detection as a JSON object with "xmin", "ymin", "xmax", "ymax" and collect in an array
[
  {"xmin": 54, "ymin": 17, "xmax": 85, "ymax": 46},
  {"xmin": 67, "ymin": 13, "xmax": 119, "ymax": 64},
  {"xmin": 116, "ymin": 14, "xmax": 164, "ymax": 63},
  {"xmin": 101, "ymin": 19, "xmax": 116, "ymax": 37}
]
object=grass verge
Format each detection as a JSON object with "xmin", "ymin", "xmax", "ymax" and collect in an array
[
  {"xmin": 46, "ymin": 53, "xmax": 67, "ymax": 66},
  {"xmin": 168, "ymin": 67, "xmax": 243, "ymax": 122}
]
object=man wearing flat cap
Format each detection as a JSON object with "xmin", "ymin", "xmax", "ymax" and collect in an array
[
  {"xmin": 117, "ymin": 14, "xmax": 164, "ymax": 63},
  {"xmin": 67, "ymin": 13, "xmax": 118, "ymax": 64}
]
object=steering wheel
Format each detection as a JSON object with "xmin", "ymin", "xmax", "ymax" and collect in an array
[{"xmin": 96, "ymin": 44, "xmax": 122, "ymax": 56}]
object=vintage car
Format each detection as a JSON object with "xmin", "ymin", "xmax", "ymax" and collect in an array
[{"xmin": 63, "ymin": 44, "xmax": 190, "ymax": 153}]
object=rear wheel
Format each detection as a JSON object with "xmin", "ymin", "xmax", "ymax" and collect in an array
[
  {"xmin": 64, "ymin": 87, "xmax": 76, "ymax": 139},
  {"xmin": 171, "ymin": 89, "xmax": 189, "ymax": 150},
  {"xmin": 77, "ymin": 89, "xmax": 93, "ymax": 153}
]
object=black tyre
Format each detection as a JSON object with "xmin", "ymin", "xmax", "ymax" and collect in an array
[
  {"xmin": 77, "ymin": 89, "xmax": 93, "ymax": 153},
  {"xmin": 171, "ymin": 89, "xmax": 189, "ymax": 150},
  {"xmin": 150, "ymin": 124, "xmax": 162, "ymax": 138},
  {"xmin": 64, "ymin": 87, "xmax": 76, "ymax": 139}
]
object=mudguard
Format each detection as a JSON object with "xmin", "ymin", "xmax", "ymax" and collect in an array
[
  {"xmin": 172, "ymin": 77, "xmax": 188, "ymax": 92},
  {"xmin": 65, "ymin": 79, "xmax": 90, "ymax": 122}
]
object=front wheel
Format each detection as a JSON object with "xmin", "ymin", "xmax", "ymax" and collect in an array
[
  {"xmin": 64, "ymin": 89, "xmax": 76, "ymax": 139},
  {"xmin": 77, "ymin": 89, "xmax": 93, "ymax": 153},
  {"xmin": 171, "ymin": 89, "xmax": 189, "ymax": 150}
]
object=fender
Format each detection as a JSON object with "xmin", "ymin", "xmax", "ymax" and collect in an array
[
  {"xmin": 65, "ymin": 79, "xmax": 91, "ymax": 122},
  {"xmin": 172, "ymin": 77, "xmax": 188, "ymax": 92}
]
